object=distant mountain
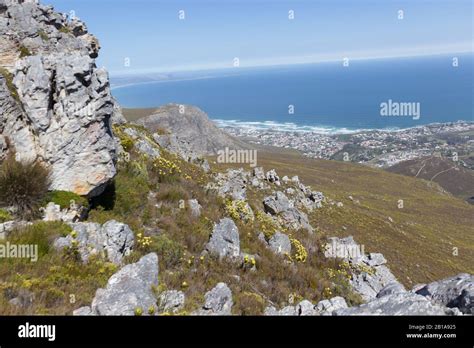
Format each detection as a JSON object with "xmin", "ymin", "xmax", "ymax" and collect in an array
[
  {"xmin": 130, "ymin": 104, "xmax": 251, "ymax": 156},
  {"xmin": 387, "ymin": 156, "xmax": 474, "ymax": 203}
]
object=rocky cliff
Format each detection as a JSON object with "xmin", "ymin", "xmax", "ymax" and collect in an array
[
  {"xmin": 0, "ymin": 0, "xmax": 123, "ymax": 196},
  {"xmin": 134, "ymin": 104, "xmax": 250, "ymax": 157}
]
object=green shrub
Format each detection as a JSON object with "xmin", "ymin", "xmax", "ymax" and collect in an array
[
  {"xmin": 0, "ymin": 68, "xmax": 20, "ymax": 102},
  {"xmin": 59, "ymin": 26, "xmax": 71, "ymax": 34},
  {"xmin": 43, "ymin": 191, "xmax": 89, "ymax": 210},
  {"xmin": 0, "ymin": 209, "xmax": 12, "ymax": 223},
  {"xmin": 0, "ymin": 155, "xmax": 50, "ymax": 219},
  {"xmin": 37, "ymin": 30, "xmax": 49, "ymax": 41},
  {"xmin": 7, "ymin": 221, "xmax": 72, "ymax": 258},
  {"xmin": 19, "ymin": 45, "xmax": 31, "ymax": 58},
  {"xmin": 151, "ymin": 234, "xmax": 184, "ymax": 269}
]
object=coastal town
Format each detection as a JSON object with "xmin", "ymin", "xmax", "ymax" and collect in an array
[{"xmin": 221, "ymin": 121, "xmax": 474, "ymax": 168}]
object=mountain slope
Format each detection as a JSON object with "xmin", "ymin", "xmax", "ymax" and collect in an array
[
  {"xmin": 131, "ymin": 104, "xmax": 251, "ymax": 156},
  {"xmin": 213, "ymin": 150, "xmax": 474, "ymax": 288},
  {"xmin": 386, "ymin": 156, "xmax": 474, "ymax": 202}
]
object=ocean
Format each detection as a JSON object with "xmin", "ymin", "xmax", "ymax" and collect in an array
[{"xmin": 112, "ymin": 53, "xmax": 473, "ymax": 133}]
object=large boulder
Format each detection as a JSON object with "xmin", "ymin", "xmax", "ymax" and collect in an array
[
  {"xmin": 415, "ymin": 273, "xmax": 473, "ymax": 314},
  {"xmin": 54, "ymin": 220, "xmax": 134, "ymax": 265},
  {"xmin": 90, "ymin": 253, "xmax": 159, "ymax": 315},
  {"xmin": 0, "ymin": 0, "xmax": 119, "ymax": 197},
  {"xmin": 268, "ymin": 231, "xmax": 291, "ymax": 255},
  {"xmin": 206, "ymin": 218, "xmax": 240, "ymax": 259}
]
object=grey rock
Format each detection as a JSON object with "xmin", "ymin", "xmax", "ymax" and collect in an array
[
  {"xmin": 195, "ymin": 282, "xmax": 233, "ymax": 315},
  {"xmin": 415, "ymin": 273, "xmax": 474, "ymax": 314},
  {"xmin": 263, "ymin": 191, "xmax": 291, "ymax": 215},
  {"xmin": 54, "ymin": 220, "xmax": 134, "ymax": 264},
  {"xmin": 265, "ymin": 169, "xmax": 280, "ymax": 185},
  {"xmin": 268, "ymin": 231, "xmax": 291, "ymax": 255},
  {"xmin": 334, "ymin": 293, "xmax": 459, "ymax": 316},
  {"xmin": 209, "ymin": 169, "xmax": 249, "ymax": 201},
  {"xmin": 377, "ymin": 282, "xmax": 407, "ymax": 298},
  {"xmin": 0, "ymin": 1, "xmax": 118, "ymax": 197},
  {"xmin": 73, "ymin": 306, "xmax": 94, "ymax": 316},
  {"xmin": 158, "ymin": 290, "xmax": 185, "ymax": 313},
  {"xmin": 8, "ymin": 289, "xmax": 34, "ymax": 309},
  {"xmin": 187, "ymin": 199, "xmax": 202, "ymax": 218},
  {"xmin": 253, "ymin": 167, "xmax": 265, "ymax": 180},
  {"xmin": 297, "ymin": 300, "xmax": 318, "ymax": 315},
  {"xmin": 316, "ymin": 296, "xmax": 348, "ymax": 315},
  {"xmin": 134, "ymin": 139, "xmax": 160, "ymax": 159},
  {"xmin": 91, "ymin": 253, "xmax": 159, "ymax": 316},
  {"xmin": 325, "ymin": 236, "xmax": 404, "ymax": 301},
  {"xmin": 206, "ymin": 218, "xmax": 240, "ymax": 259},
  {"xmin": 264, "ymin": 305, "xmax": 298, "ymax": 316},
  {"xmin": 0, "ymin": 220, "xmax": 31, "ymax": 240}
]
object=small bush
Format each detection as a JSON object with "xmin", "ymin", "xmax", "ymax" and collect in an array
[
  {"xmin": 0, "ymin": 68, "xmax": 20, "ymax": 102},
  {"xmin": 0, "ymin": 208, "xmax": 12, "ymax": 223},
  {"xmin": 19, "ymin": 45, "xmax": 31, "ymax": 58},
  {"xmin": 37, "ymin": 30, "xmax": 49, "ymax": 41},
  {"xmin": 43, "ymin": 191, "xmax": 89, "ymax": 210},
  {"xmin": 7, "ymin": 221, "xmax": 72, "ymax": 258},
  {"xmin": 151, "ymin": 234, "xmax": 184, "ymax": 269},
  {"xmin": 0, "ymin": 155, "xmax": 50, "ymax": 219},
  {"xmin": 59, "ymin": 26, "xmax": 71, "ymax": 34},
  {"xmin": 233, "ymin": 291, "xmax": 266, "ymax": 315}
]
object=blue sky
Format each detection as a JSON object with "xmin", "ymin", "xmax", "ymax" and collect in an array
[{"xmin": 46, "ymin": 0, "xmax": 473, "ymax": 75}]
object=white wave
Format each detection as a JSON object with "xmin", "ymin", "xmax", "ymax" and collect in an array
[{"xmin": 212, "ymin": 119, "xmax": 384, "ymax": 135}]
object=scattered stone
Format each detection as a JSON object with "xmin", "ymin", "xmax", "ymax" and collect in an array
[
  {"xmin": 194, "ymin": 283, "xmax": 233, "ymax": 315},
  {"xmin": 265, "ymin": 169, "xmax": 280, "ymax": 186},
  {"xmin": 73, "ymin": 306, "xmax": 93, "ymax": 316},
  {"xmin": 263, "ymin": 191, "xmax": 292, "ymax": 215},
  {"xmin": 187, "ymin": 199, "xmax": 202, "ymax": 218},
  {"xmin": 91, "ymin": 253, "xmax": 159, "ymax": 315},
  {"xmin": 54, "ymin": 220, "xmax": 134, "ymax": 264},
  {"xmin": 206, "ymin": 218, "xmax": 240, "ymax": 259},
  {"xmin": 268, "ymin": 231, "xmax": 291, "ymax": 255},
  {"xmin": 316, "ymin": 296, "xmax": 348, "ymax": 315},
  {"xmin": 158, "ymin": 290, "xmax": 185, "ymax": 313}
]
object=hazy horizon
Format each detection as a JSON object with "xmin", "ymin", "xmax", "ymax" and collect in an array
[{"xmin": 46, "ymin": 0, "xmax": 473, "ymax": 75}]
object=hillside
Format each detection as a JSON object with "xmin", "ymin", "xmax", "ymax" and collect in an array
[
  {"xmin": 131, "ymin": 104, "xmax": 251, "ymax": 156},
  {"xmin": 387, "ymin": 156, "xmax": 474, "ymax": 202},
  {"xmin": 213, "ymin": 151, "xmax": 474, "ymax": 287}
]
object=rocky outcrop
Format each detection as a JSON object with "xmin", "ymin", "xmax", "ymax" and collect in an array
[
  {"xmin": 264, "ymin": 297, "xmax": 348, "ymax": 316},
  {"xmin": 334, "ymin": 293, "xmax": 460, "ymax": 316},
  {"xmin": 135, "ymin": 104, "xmax": 249, "ymax": 156},
  {"xmin": 415, "ymin": 273, "xmax": 473, "ymax": 314},
  {"xmin": 263, "ymin": 191, "xmax": 313, "ymax": 233},
  {"xmin": 90, "ymin": 253, "xmax": 159, "ymax": 315},
  {"xmin": 42, "ymin": 201, "xmax": 86, "ymax": 222},
  {"xmin": 205, "ymin": 218, "xmax": 240, "ymax": 259},
  {"xmin": 0, "ymin": 0, "xmax": 120, "ymax": 197},
  {"xmin": 325, "ymin": 236, "xmax": 405, "ymax": 301},
  {"xmin": 54, "ymin": 220, "xmax": 134, "ymax": 264},
  {"xmin": 193, "ymin": 282, "xmax": 233, "ymax": 315}
]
